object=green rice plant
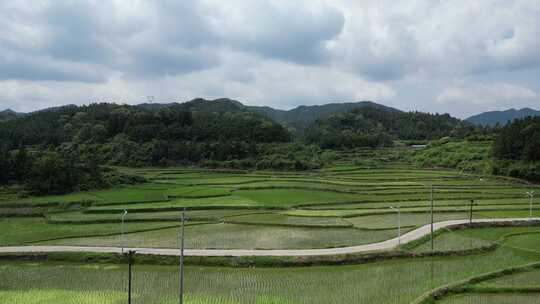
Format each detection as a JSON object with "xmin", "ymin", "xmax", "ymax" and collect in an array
[
  {"xmin": 480, "ymin": 268, "xmax": 540, "ymax": 288},
  {"xmin": 411, "ymin": 229, "xmax": 494, "ymax": 253},
  {"xmin": 0, "ymin": 218, "xmax": 178, "ymax": 245},
  {"xmin": 224, "ymin": 213, "xmax": 352, "ymax": 228},
  {"xmin": 345, "ymin": 212, "xmax": 473, "ymax": 230},
  {"xmin": 47, "ymin": 209, "xmax": 263, "ymax": 224},
  {"xmin": 87, "ymin": 196, "xmax": 262, "ymax": 211},
  {"xmin": 1, "ymin": 245, "xmax": 540, "ymax": 304},
  {"xmin": 0, "ymin": 290, "xmax": 125, "ymax": 304},
  {"xmin": 504, "ymin": 233, "xmax": 540, "ymax": 253},
  {"xmin": 437, "ymin": 293, "xmax": 540, "ymax": 303},
  {"xmin": 234, "ymin": 188, "xmax": 362, "ymax": 207},
  {"xmin": 165, "ymin": 186, "xmax": 231, "ymax": 198},
  {"xmin": 39, "ymin": 223, "xmax": 411, "ymax": 249}
]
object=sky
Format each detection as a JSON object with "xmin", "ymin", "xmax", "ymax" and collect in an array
[{"xmin": 0, "ymin": 0, "xmax": 539, "ymax": 118}]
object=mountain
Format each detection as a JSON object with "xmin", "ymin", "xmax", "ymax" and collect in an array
[
  {"xmin": 248, "ymin": 101, "xmax": 400, "ymax": 131},
  {"xmin": 305, "ymin": 106, "xmax": 466, "ymax": 149},
  {"xmin": 136, "ymin": 99, "xmax": 400, "ymax": 132},
  {"xmin": 466, "ymin": 108, "xmax": 540, "ymax": 126},
  {"xmin": 138, "ymin": 98, "xmax": 247, "ymax": 113},
  {"xmin": 0, "ymin": 109, "xmax": 24, "ymax": 122},
  {"xmin": 0, "ymin": 101, "xmax": 292, "ymax": 167}
]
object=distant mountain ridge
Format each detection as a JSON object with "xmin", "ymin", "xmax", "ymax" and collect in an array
[
  {"xmin": 136, "ymin": 99, "xmax": 401, "ymax": 132},
  {"xmin": 0, "ymin": 109, "xmax": 25, "ymax": 122},
  {"xmin": 466, "ymin": 108, "xmax": 540, "ymax": 126},
  {"xmin": 247, "ymin": 101, "xmax": 400, "ymax": 131}
]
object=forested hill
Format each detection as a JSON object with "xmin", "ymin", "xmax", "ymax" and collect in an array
[
  {"xmin": 0, "ymin": 109, "xmax": 24, "ymax": 122},
  {"xmin": 305, "ymin": 106, "xmax": 475, "ymax": 149},
  {"xmin": 466, "ymin": 108, "xmax": 540, "ymax": 126},
  {"xmin": 135, "ymin": 99, "xmax": 399, "ymax": 133},
  {"xmin": 247, "ymin": 101, "xmax": 398, "ymax": 132},
  {"xmin": 0, "ymin": 101, "xmax": 292, "ymax": 166},
  {"xmin": 138, "ymin": 98, "xmax": 245, "ymax": 113},
  {"xmin": 493, "ymin": 116, "xmax": 540, "ymax": 162}
]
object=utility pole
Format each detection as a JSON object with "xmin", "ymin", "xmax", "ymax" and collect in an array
[
  {"xmin": 127, "ymin": 250, "xmax": 135, "ymax": 304},
  {"xmin": 179, "ymin": 208, "xmax": 186, "ymax": 304},
  {"xmin": 121, "ymin": 209, "xmax": 128, "ymax": 254},
  {"xmin": 526, "ymin": 191, "xmax": 535, "ymax": 220},
  {"xmin": 469, "ymin": 199, "xmax": 474, "ymax": 226},
  {"xmin": 390, "ymin": 206, "xmax": 401, "ymax": 248},
  {"xmin": 430, "ymin": 184, "xmax": 434, "ymax": 251}
]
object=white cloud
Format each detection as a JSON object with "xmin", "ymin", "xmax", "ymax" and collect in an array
[
  {"xmin": 331, "ymin": 0, "xmax": 540, "ymax": 80},
  {"xmin": 206, "ymin": 0, "xmax": 345, "ymax": 64},
  {"xmin": 0, "ymin": 78, "xmax": 138, "ymax": 112},
  {"xmin": 1, "ymin": 0, "xmax": 540, "ymax": 116},
  {"xmin": 436, "ymin": 83, "xmax": 538, "ymax": 105}
]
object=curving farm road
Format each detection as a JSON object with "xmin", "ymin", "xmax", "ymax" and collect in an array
[{"xmin": 1, "ymin": 218, "xmax": 538, "ymax": 257}]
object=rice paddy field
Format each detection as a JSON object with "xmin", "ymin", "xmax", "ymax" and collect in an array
[{"xmin": 1, "ymin": 148, "xmax": 539, "ymax": 303}]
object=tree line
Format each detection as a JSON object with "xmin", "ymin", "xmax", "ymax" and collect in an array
[
  {"xmin": 0, "ymin": 147, "xmax": 143, "ymax": 195},
  {"xmin": 490, "ymin": 116, "xmax": 540, "ymax": 180},
  {"xmin": 304, "ymin": 107, "xmax": 484, "ymax": 149}
]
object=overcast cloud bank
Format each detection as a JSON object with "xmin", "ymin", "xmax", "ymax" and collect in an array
[{"xmin": 0, "ymin": 0, "xmax": 539, "ymax": 117}]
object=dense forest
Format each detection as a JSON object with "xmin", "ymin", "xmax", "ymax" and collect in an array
[
  {"xmin": 0, "ymin": 100, "xmax": 329, "ymax": 194},
  {"xmin": 412, "ymin": 117, "xmax": 540, "ymax": 181},
  {"xmin": 490, "ymin": 116, "xmax": 540, "ymax": 180},
  {"xmin": 304, "ymin": 106, "xmax": 479, "ymax": 149},
  {"xmin": 492, "ymin": 116, "xmax": 540, "ymax": 162},
  {"xmin": 248, "ymin": 101, "xmax": 395, "ymax": 133},
  {"xmin": 0, "ymin": 147, "xmax": 143, "ymax": 195}
]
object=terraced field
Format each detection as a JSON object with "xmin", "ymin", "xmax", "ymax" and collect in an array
[
  {"xmin": 1, "ymin": 244, "xmax": 539, "ymax": 304},
  {"xmin": 1, "ymin": 150, "xmax": 539, "ymax": 303},
  {"xmin": 1, "ymin": 158, "xmax": 538, "ymax": 250}
]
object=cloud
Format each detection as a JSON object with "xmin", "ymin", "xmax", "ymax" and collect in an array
[
  {"xmin": 0, "ymin": 0, "xmax": 345, "ymax": 83},
  {"xmin": 207, "ymin": 0, "xmax": 345, "ymax": 64},
  {"xmin": 0, "ymin": 50, "xmax": 396, "ymax": 113},
  {"xmin": 436, "ymin": 83, "xmax": 538, "ymax": 105},
  {"xmin": 332, "ymin": 0, "xmax": 540, "ymax": 80},
  {"xmin": 206, "ymin": 57, "xmax": 396, "ymax": 109},
  {"xmin": 1, "ymin": 0, "xmax": 540, "ymax": 117},
  {"xmin": 0, "ymin": 1, "xmax": 221, "ymax": 81},
  {"xmin": 0, "ymin": 51, "xmax": 107, "ymax": 83},
  {"xmin": 0, "ymin": 78, "xmax": 140, "ymax": 113}
]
